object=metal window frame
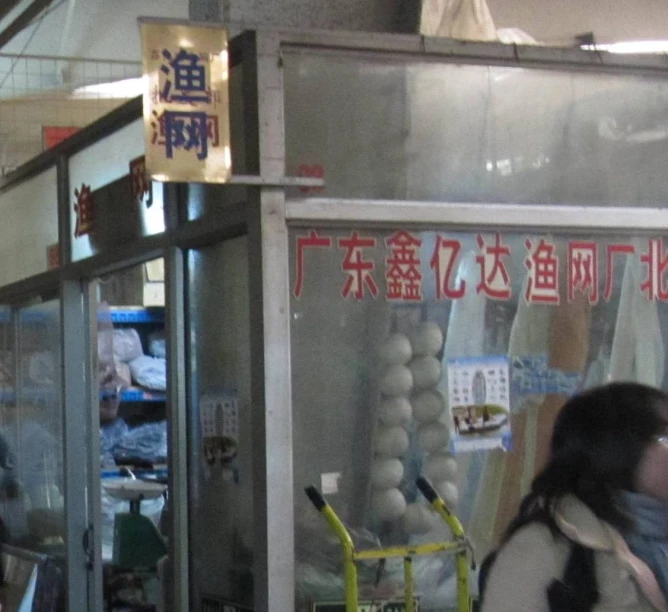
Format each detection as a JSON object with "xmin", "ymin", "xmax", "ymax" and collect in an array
[
  {"xmin": 242, "ymin": 30, "xmax": 295, "ymax": 612},
  {"xmin": 275, "ymin": 27, "xmax": 668, "ymax": 75},
  {"xmin": 285, "ymin": 198, "xmax": 668, "ymax": 231}
]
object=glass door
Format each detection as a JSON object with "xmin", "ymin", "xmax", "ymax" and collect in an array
[
  {"xmin": 91, "ymin": 260, "xmax": 169, "ymax": 612},
  {"xmin": 186, "ymin": 236, "xmax": 253, "ymax": 610}
]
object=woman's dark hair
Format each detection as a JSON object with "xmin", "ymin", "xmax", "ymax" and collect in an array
[{"xmin": 505, "ymin": 382, "xmax": 668, "ymax": 539}]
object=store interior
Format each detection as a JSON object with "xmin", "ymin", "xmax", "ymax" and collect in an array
[{"xmin": 97, "ymin": 259, "xmax": 168, "ymax": 611}]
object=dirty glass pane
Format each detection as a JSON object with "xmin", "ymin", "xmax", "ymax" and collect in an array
[
  {"xmin": 285, "ymin": 54, "xmax": 668, "ymax": 207},
  {"xmin": 290, "ymin": 225, "xmax": 667, "ymax": 610}
]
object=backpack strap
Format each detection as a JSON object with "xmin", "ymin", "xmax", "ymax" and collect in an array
[
  {"xmin": 477, "ymin": 549, "xmax": 497, "ymax": 605},
  {"xmin": 546, "ymin": 540, "xmax": 599, "ymax": 612}
]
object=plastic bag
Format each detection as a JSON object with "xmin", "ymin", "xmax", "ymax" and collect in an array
[
  {"xmin": 27, "ymin": 351, "xmax": 56, "ymax": 385},
  {"xmin": 296, "ymin": 517, "xmax": 391, "ymax": 606},
  {"xmin": 98, "ymin": 302, "xmax": 118, "ymax": 388},
  {"xmin": 129, "ymin": 355, "xmax": 166, "ymax": 391},
  {"xmin": 420, "ymin": 0, "xmax": 496, "ymax": 41},
  {"xmin": 114, "ymin": 361, "xmax": 132, "ymax": 389},
  {"xmin": 113, "ymin": 328, "xmax": 144, "ymax": 363},
  {"xmin": 148, "ymin": 331, "xmax": 166, "ymax": 359},
  {"xmin": 100, "ymin": 419, "xmax": 129, "ymax": 466},
  {"xmin": 114, "ymin": 421, "xmax": 167, "ymax": 464}
]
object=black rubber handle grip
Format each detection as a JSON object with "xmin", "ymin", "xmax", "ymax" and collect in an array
[
  {"xmin": 416, "ymin": 476, "xmax": 438, "ymax": 503},
  {"xmin": 305, "ymin": 485, "xmax": 327, "ymax": 511}
]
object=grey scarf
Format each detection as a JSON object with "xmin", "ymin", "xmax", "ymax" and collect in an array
[{"xmin": 621, "ymin": 491, "xmax": 668, "ymax": 601}]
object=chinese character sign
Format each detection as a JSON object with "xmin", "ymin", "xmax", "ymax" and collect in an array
[
  {"xmin": 141, "ymin": 21, "xmax": 231, "ymax": 183},
  {"xmin": 524, "ymin": 238, "xmax": 559, "ymax": 304},
  {"xmin": 129, "ymin": 156, "xmax": 153, "ymax": 208},
  {"xmin": 385, "ymin": 230, "xmax": 423, "ymax": 301},
  {"xmin": 73, "ymin": 184, "xmax": 94, "ymax": 238},
  {"xmin": 292, "ymin": 230, "xmax": 668, "ymax": 306}
]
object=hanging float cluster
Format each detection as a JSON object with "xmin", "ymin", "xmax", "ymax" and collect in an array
[{"xmin": 372, "ymin": 323, "xmax": 458, "ymax": 533}]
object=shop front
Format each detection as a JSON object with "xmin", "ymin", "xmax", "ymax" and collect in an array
[{"xmin": 0, "ymin": 24, "xmax": 667, "ymax": 612}]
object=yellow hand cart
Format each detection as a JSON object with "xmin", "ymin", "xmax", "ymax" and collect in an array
[{"xmin": 305, "ymin": 476, "xmax": 474, "ymax": 612}]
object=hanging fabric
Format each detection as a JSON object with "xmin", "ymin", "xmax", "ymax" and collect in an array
[{"xmin": 420, "ymin": 0, "xmax": 497, "ymax": 41}]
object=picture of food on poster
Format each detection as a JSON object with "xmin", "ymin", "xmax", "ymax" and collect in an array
[
  {"xmin": 199, "ymin": 391, "xmax": 240, "ymax": 481},
  {"xmin": 290, "ymin": 228, "xmax": 666, "ymax": 610}
]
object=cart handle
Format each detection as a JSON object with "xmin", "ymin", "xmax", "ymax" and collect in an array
[
  {"xmin": 305, "ymin": 485, "xmax": 327, "ymax": 511},
  {"xmin": 303, "ymin": 485, "xmax": 359, "ymax": 612},
  {"xmin": 417, "ymin": 476, "xmax": 473, "ymax": 609},
  {"xmin": 416, "ymin": 476, "xmax": 466, "ymax": 540},
  {"xmin": 416, "ymin": 476, "xmax": 438, "ymax": 504}
]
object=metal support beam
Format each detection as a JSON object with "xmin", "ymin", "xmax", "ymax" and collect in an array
[
  {"xmin": 60, "ymin": 280, "xmax": 94, "ymax": 611},
  {"xmin": 0, "ymin": 0, "xmax": 25, "ymax": 24},
  {"xmin": 165, "ymin": 244, "xmax": 188, "ymax": 612},
  {"xmin": 0, "ymin": 0, "xmax": 53, "ymax": 51},
  {"xmin": 244, "ymin": 30, "xmax": 295, "ymax": 611}
]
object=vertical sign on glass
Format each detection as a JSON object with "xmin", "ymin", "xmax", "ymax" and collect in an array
[{"xmin": 140, "ymin": 21, "xmax": 232, "ymax": 183}]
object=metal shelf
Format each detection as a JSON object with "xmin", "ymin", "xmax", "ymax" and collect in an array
[
  {"xmin": 120, "ymin": 388, "xmax": 165, "ymax": 403},
  {"xmin": 99, "ymin": 387, "xmax": 165, "ymax": 403},
  {"xmin": 107, "ymin": 307, "xmax": 165, "ymax": 324},
  {"xmin": 0, "ymin": 387, "xmax": 58, "ymax": 402}
]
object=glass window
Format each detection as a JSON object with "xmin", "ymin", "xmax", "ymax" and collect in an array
[
  {"xmin": 0, "ymin": 168, "xmax": 58, "ymax": 285},
  {"xmin": 284, "ymin": 53, "xmax": 668, "ymax": 207},
  {"xmin": 290, "ymin": 225, "xmax": 667, "ymax": 609},
  {"xmin": 69, "ymin": 119, "xmax": 165, "ymax": 262},
  {"xmin": 0, "ymin": 300, "xmax": 64, "ymax": 556},
  {"xmin": 187, "ymin": 237, "xmax": 253, "ymax": 609}
]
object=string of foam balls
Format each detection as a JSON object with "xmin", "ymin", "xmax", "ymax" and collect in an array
[{"xmin": 371, "ymin": 322, "xmax": 458, "ymax": 534}]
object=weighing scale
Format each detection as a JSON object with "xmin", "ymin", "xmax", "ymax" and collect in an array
[{"xmin": 103, "ymin": 479, "xmax": 167, "ymax": 571}]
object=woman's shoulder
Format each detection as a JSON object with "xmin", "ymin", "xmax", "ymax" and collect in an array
[
  {"xmin": 496, "ymin": 520, "xmax": 570, "ymax": 565},
  {"xmin": 482, "ymin": 522, "xmax": 571, "ymax": 612}
]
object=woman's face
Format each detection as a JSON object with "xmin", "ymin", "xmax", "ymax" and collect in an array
[{"xmin": 635, "ymin": 435, "xmax": 668, "ymax": 504}]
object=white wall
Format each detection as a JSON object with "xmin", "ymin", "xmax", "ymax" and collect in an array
[{"xmin": 4, "ymin": 0, "xmax": 188, "ymax": 60}]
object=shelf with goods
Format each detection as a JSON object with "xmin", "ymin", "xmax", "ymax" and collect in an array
[
  {"xmin": 100, "ymin": 304, "xmax": 167, "ymax": 471},
  {"xmin": 0, "ymin": 386, "xmax": 166, "ymax": 406},
  {"xmin": 100, "ymin": 387, "xmax": 165, "ymax": 403},
  {"xmin": 105, "ymin": 305, "xmax": 166, "ymax": 408}
]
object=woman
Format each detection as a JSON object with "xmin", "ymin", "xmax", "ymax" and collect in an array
[{"xmin": 482, "ymin": 382, "xmax": 668, "ymax": 612}]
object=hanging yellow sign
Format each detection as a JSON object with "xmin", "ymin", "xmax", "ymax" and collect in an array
[{"xmin": 140, "ymin": 21, "xmax": 231, "ymax": 183}]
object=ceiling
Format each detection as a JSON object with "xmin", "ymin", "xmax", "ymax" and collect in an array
[
  {"xmin": 487, "ymin": 0, "xmax": 668, "ymax": 46},
  {"xmin": 0, "ymin": 0, "xmax": 57, "ymax": 53}
]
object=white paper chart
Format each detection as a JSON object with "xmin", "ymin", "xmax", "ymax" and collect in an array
[
  {"xmin": 446, "ymin": 355, "xmax": 511, "ymax": 452},
  {"xmin": 199, "ymin": 391, "xmax": 239, "ymax": 466}
]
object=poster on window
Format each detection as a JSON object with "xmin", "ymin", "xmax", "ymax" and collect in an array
[
  {"xmin": 140, "ymin": 20, "xmax": 231, "ymax": 183},
  {"xmin": 199, "ymin": 391, "xmax": 239, "ymax": 469},
  {"xmin": 446, "ymin": 355, "xmax": 511, "ymax": 452}
]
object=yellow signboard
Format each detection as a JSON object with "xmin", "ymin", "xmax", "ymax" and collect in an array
[{"xmin": 140, "ymin": 21, "xmax": 231, "ymax": 183}]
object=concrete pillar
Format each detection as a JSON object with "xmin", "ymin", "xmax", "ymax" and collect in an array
[{"xmin": 190, "ymin": 0, "xmax": 420, "ymax": 33}]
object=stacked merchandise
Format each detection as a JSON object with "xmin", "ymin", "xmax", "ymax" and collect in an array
[
  {"xmin": 371, "ymin": 322, "xmax": 458, "ymax": 534},
  {"xmin": 406, "ymin": 323, "xmax": 457, "ymax": 535},
  {"xmin": 372, "ymin": 332, "xmax": 413, "ymax": 523},
  {"xmin": 99, "ymin": 316, "xmax": 167, "ymax": 467},
  {"xmin": 113, "ymin": 328, "xmax": 166, "ymax": 392}
]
